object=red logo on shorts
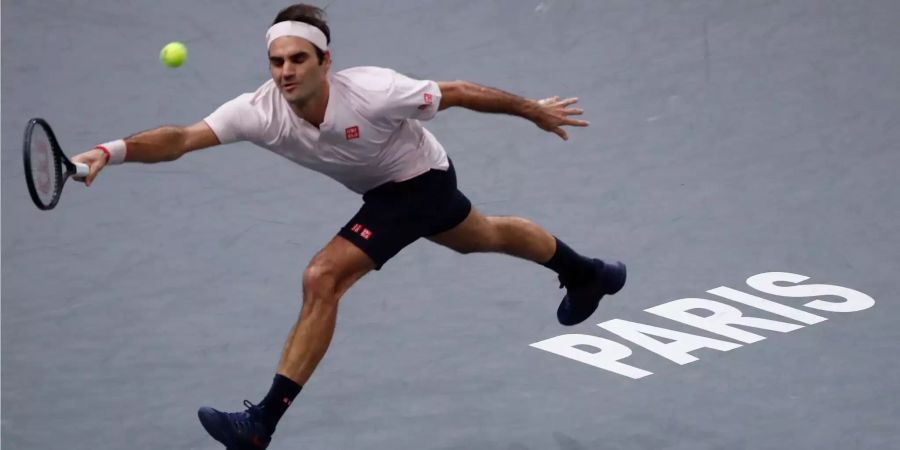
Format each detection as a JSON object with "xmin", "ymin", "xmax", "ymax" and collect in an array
[
  {"xmin": 345, "ymin": 126, "xmax": 360, "ymax": 140},
  {"xmin": 418, "ymin": 93, "xmax": 433, "ymax": 110},
  {"xmin": 350, "ymin": 223, "xmax": 373, "ymax": 240}
]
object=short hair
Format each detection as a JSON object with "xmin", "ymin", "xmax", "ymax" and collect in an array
[{"xmin": 272, "ymin": 4, "xmax": 331, "ymax": 64}]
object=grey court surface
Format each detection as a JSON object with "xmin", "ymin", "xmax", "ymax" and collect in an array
[{"xmin": 3, "ymin": 1, "xmax": 900, "ymax": 449}]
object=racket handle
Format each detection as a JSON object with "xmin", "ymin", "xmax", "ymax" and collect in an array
[{"xmin": 73, "ymin": 162, "xmax": 90, "ymax": 180}]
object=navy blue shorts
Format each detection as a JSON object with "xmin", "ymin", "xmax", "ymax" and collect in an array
[{"xmin": 338, "ymin": 160, "xmax": 472, "ymax": 270}]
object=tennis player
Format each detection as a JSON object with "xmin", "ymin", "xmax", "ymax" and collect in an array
[{"xmin": 72, "ymin": 4, "xmax": 626, "ymax": 449}]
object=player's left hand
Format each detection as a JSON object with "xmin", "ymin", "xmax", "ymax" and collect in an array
[{"xmin": 531, "ymin": 96, "xmax": 589, "ymax": 141}]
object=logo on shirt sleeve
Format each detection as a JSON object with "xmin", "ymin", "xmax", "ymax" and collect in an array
[
  {"xmin": 418, "ymin": 93, "xmax": 433, "ymax": 110},
  {"xmin": 345, "ymin": 126, "xmax": 360, "ymax": 140}
]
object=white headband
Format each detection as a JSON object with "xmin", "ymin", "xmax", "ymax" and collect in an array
[{"xmin": 266, "ymin": 21, "xmax": 328, "ymax": 51}]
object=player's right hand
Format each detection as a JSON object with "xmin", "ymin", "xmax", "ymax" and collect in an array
[{"xmin": 71, "ymin": 148, "xmax": 109, "ymax": 187}]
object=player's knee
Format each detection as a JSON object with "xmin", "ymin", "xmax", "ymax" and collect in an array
[
  {"xmin": 481, "ymin": 216, "xmax": 509, "ymax": 252},
  {"xmin": 302, "ymin": 263, "xmax": 339, "ymax": 301},
  {"xmin": 454, "ymin": 228, "xmax": 500, "ymax": 254}
]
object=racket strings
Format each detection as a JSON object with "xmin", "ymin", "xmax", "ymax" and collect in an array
[{"xmin": 28, "ymin": 125, "xmax": 64, "ymax": 208}]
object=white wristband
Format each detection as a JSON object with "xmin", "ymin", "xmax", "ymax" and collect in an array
[{"xmin": 95, "ymin": 139, "xmax": 127, "ymax": 165}]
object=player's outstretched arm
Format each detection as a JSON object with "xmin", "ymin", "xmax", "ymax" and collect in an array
[
  {"xmin": 72, "ymin": 121, "xmax": 220, "ymax": 186},
  {"xmin": 437, "ymin": 81, "xmax": 589, "ymax": 141}
]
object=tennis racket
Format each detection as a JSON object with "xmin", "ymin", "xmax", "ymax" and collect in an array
[{"xmin": 23, "ymin": 118, "xmax": 89, "ymax": 210}]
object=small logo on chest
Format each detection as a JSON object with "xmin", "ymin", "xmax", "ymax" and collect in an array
[{"xmin": 345, "ymin": 126, "xmax": 360, "ymax": 140}]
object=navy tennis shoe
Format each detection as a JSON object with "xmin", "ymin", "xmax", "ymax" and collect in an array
[
  {"xmin": 198, "ymin": 400, "xmax": 272, "ymax": 450},
  {"xmin": 556, "ymin": 259, "xmax": 627, "ymax": 326}
]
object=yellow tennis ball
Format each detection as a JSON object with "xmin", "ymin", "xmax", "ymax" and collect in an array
[{"xmin": 160, "ymin": 42, "xmax": 187, "ymax": 68}]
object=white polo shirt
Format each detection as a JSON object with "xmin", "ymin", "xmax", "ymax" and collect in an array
[{"xmin": 203, "ymin": 66, "xmax": 449, "ymax": 194}]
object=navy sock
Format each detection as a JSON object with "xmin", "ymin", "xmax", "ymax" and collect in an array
[
  {"xmin": 258, "ymin": 374, "xmax": 302, "ymax": 433},
  {"xmin": 541, "ymin": 237, "xmax": 598, "ymax": 284}
]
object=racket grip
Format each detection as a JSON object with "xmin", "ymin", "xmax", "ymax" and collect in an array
[{"xmin": 73, "ymin": 162, "xmax": 90, "ymax": 180}]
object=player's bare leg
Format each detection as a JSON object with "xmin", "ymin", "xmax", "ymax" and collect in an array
[
  {"xmin": 428, "ymin": 207, "xmax": 556, "ymax": 261},
  {"xmin": 428, "ymin": 207, "xmax": 626, "ymax": 325},
  {"xmin": 277, "ymin": 235, "xmax": 375, "ymax": 383},
  {"xmin": 198, "ymin": 236, "xmax": 374, "ymax": 450}
]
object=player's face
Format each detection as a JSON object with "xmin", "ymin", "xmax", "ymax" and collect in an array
[{"xmin": 268, "ymin": 37, "xmax": 330, "ymax": 105}]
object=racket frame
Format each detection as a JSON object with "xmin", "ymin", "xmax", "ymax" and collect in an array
[{"xmin": 23, "ymin": 118, "xmax": 82, "ymax": 210}]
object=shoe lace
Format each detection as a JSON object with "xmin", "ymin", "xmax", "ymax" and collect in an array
[{"xmin": 227, "ymin": 400, "xmax": 265, "ymax": 435}]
